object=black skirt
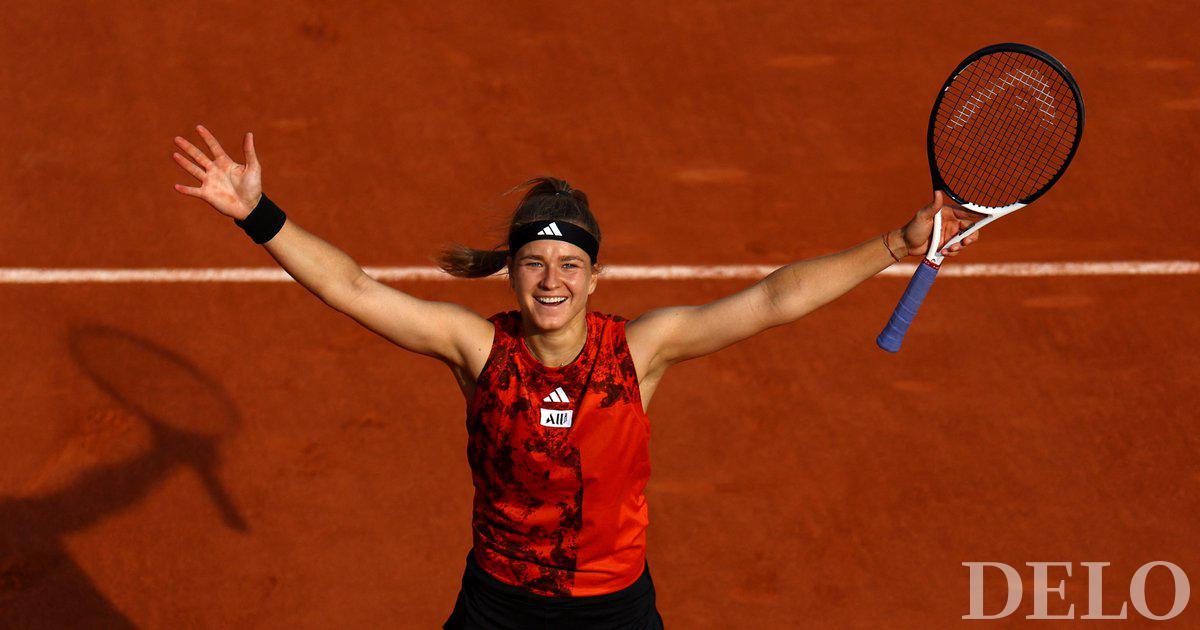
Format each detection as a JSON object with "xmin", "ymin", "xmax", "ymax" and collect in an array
[{"xmin": 443, "ymin": 550, "xmax": 665, "ymax": 629}]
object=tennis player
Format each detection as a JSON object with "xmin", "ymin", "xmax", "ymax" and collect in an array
[{"xmin": 172, "ymin": 125, "xmax": 980, "ymax": 628}]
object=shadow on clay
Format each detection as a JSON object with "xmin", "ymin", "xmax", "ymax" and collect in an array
[{"xmin": 0, "ymin": 324, "xmax": 246, "ymax": 627}]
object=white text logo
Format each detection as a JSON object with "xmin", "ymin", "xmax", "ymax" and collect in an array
[
  {"xmin": 963, "ymin": 561, "xmax": 1190, "ymax": 621},
  {"xmin": 540, "ymin": 408, "xmax": 573, "ymax": 428}
]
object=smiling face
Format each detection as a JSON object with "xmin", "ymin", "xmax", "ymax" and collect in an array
[{"xmin": 509, "ymin": 240, "xmax": 597, "ymax": 333}]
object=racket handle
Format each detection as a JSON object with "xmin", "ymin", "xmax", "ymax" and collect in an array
[{"xmin": 876, "ymin": 260, "xmax": 940, "ymax": 353}]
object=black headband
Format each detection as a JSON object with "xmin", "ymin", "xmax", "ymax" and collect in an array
[{"xmin": 508, "ymin": 220, "xmax": 599, "ymax": 263}]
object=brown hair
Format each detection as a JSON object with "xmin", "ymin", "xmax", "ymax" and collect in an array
[{"xmin": 437, "ymin": 176, "xmax": 602, "ymax": 278}]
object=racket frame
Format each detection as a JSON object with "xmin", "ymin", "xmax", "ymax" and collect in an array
[
  {"xmin": 878, "ymin": 43, "xmax": 1084, "ymax": 352},
  {"xmin": 924, "ymin": 43, "xmax": 1084, "ymax": 265}
]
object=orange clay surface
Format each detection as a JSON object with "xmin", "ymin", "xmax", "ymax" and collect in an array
[{"xmin": 2, "ymin": 2, "xmax": 1199, "ymax": 628}]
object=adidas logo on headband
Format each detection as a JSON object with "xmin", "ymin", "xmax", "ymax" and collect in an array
[
  {"xmin": 537, "ymin": 222, "xmax": 564, "ymax": 237},
  {"xmin": 508, "ymin": 219, "xmax": 600, "ymax": 263}
]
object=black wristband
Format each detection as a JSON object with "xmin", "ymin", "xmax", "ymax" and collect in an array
[{"xmin": 235, "ymin": 194, "xmax": 287, "ymax": 244}]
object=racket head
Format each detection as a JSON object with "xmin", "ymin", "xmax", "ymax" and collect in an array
[
  {"xmin": 927, "ymin": 43, "xmax": 1084, "ymax": 212},
  {"xmin": 70, "ymin": 325, "xmax": 240, "ymax": 439}
]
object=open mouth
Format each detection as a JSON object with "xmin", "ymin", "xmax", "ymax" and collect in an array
[{"xmin": 534, "ymin": 296, "xmax": 568, "ymax": 307}]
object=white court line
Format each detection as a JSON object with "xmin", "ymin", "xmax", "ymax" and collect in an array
[{"xmin": 0, "ymin": 261, "xmax": 1196, "ymax": 283}]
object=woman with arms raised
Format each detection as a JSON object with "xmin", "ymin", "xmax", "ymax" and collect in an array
[{"xmin": 172, "ymin": 125, "xmax": 978, "ymax": 629}]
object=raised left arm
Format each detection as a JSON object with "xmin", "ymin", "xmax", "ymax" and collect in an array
[{"xmin": 627, "ymin": 192, "xmax": 980, "ymax": 374}]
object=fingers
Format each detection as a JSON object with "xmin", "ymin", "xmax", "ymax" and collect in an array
[
  {"xmin": 243, "ymin": 132, "xmax": 259, "ymax": 167},
  {"xmin": 173, "ymin": 183, "xmax": 204, "ymax": 197},
  {"xmin": 937, "ymin": 192, "xmax": 986, "ymax": 223},
  {"xmin": 943, "ymin": 227, "xmax": 981, "ymax": 257},
  {"xmin": 196, "ymin": 124, "xmax": 229, "ymax": 160},
  {"xmin": 951, "ymin": 207, "xmax": 988, "ymax": 222},
  {"xmin": 944, "ymin": 234, "xmax": 967, "ymax": 255},
  {"xmin": 174, "ymin": 135, "xmax": 213, "ymax": 169},
  {"xmin": 920, "ymin": 190, "xmax": 944, "ymax": 219},
  {"xmin": 172, "ymin": 152, "xmax": 205, "ymax": 181},
  {"xmin": 941, "ymin": 214, "xmax": 958, "ymax": 246}
]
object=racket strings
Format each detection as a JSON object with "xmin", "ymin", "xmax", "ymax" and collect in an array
[
  {"xmin": 936, "ymin": 54, "xmax": 1077, "ymax": 204},
  {"xmin": 937, "ymin": 55, "xmax": 1077, "ymax": 198},
  {"xmin": 932, "ymin": 51, "xmax": 1079, "ymax": 207},
  {"xmin": 938, "ymin": 67, "xmax": 1075, "ymax": 203}
]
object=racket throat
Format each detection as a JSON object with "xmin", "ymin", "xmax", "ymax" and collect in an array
[{"xmin": 927, "ymin": 206, "xmax": 1018, "ymax": 265}]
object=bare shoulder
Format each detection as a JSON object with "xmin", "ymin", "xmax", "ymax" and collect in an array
[
  {"xmin": 446, "ymin": 302, "xmax": 496, "ymax": 378},
  {"xmin": 415, "ymin": 298, "xmax": 496, "ymax": 374},
  {"xmin": 625, "ymin": 306, "xmax": 693, "ymax": 378},
  {"xmin": 626, "ymin": 306, "xmax": 690, "ymax": 341}
]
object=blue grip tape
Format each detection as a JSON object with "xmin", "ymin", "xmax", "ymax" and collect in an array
[{"xmin": 876, "ymin": 261, "xmax": 940, "ymax": 353}]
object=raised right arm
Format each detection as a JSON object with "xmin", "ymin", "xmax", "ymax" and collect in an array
[
  {"xmin": 262, "ymin": 219, "xmax": 493, "ymax": 367},
  {"xmin": 171, "ymin": 125, "xmax": 492, "ymax": 370}
]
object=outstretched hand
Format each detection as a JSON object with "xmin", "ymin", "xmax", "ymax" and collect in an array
[
  {"xmin": 172, "ymin": 125, "xmax": 262, "ymax": 220},
  {"xmin": 900, "ymin": 191, "xmax": 985, "ymax": 258}
]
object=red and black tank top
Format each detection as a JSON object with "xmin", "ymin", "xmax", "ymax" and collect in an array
[{"xmin": 466, "ymin": 310, "xmax": 651, "ymax": 597}]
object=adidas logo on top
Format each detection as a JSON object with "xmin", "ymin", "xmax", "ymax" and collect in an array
[
  {"xmin": 543, "ymin": 387, "xmax": 569, "ymax": 404},
  {"xmin": 540, "ymin": 387, "xmax": 573, "ymax": 428},
  {"xmin": 537, "ymin": 222, "xmax": 564, "ymax": 237}
]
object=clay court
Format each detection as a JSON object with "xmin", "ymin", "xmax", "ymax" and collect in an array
[{"xmin": 2, "ymin": 1, "xmax": 1198, "ymax": 627}]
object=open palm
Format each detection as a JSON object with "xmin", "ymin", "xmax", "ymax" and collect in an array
[{"xmin": 172, "ymin": 125, "xmax": 262, "ymax": 221}]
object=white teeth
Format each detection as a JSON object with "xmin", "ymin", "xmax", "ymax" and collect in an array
[{"xmin": 535, "ymin": 296, "xmax": 567, "ymax": 304}]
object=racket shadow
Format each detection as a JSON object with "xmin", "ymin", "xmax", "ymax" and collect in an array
[
  {"xmin": 0, "ymin": 325, "xmax": 248, "ymax": 626},
  {"xmin": 67, "ymin": 324, "xmax": 248, "ymax": 532}
]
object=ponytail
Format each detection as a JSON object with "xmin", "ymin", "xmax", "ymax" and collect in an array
[
  {"xmin": 436, "ymin": 176, "xmax": 601, "ymax": 279},
  {"xmin": 436, "ymin": 244, "xmax": 509, "ymax": 278}
]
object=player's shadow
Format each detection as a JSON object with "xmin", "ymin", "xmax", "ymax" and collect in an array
[{"xmin": 0, "ymin": 324, "xmax": 246, "ymax": 627}]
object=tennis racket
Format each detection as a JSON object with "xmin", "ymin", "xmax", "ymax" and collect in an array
[{"xmin": 876, "ymin": 43, "xmax": 1085, "ymax": 352}]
